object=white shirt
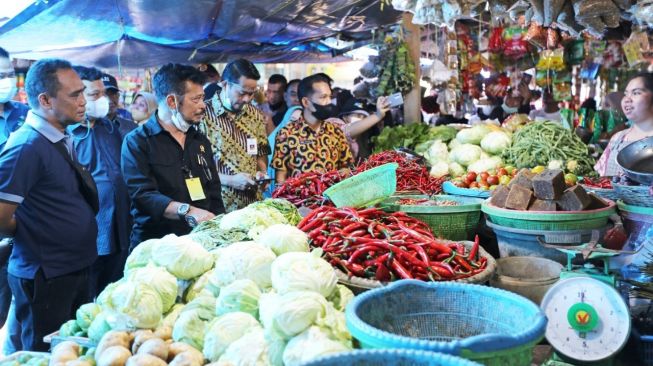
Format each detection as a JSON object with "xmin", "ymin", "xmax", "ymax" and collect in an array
[{"xmin": 529, "ymin": 109, "xmax": 562, "ymax": 122}]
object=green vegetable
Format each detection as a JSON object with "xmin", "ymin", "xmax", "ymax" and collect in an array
[
  {"xmin": 456, "ymin": 125, "xmax": 492, "ymax": 145},
  {"xmin": 190, "ymin": 214, "xmax": 249, "ymax": 251},
  {"xmin": 450, "ymin": 144, "xmax": 482, "ymax": 166},
  {"xmin": 203, "ymin": 312, "xmax": 262, "ymax": 362},
  {"xmin": 265, "ymin": 329, "xmax": 287, "ymax": 366},
  {"xmin": 372, "ymin": 123, "xmax": 432, "ymax": 152},
  {"xmin": 502, "ymin": 121, "xmax": 596, "ymax": 175},
  {"xmin": 162, "ymin": 304, "xmax": 186, "ymax": 328},
  {"xmin": 467, "ymin": 156, "xmax": 503, "ymax": 174},
  {"xmin": 213, "ymin": 241, "xmax": 277, "ymax": 289},
  {"xmin": 258, "ymin": 291, "xmax": 330, "ymax": 339},
  {"xmin": 257, "ymin": 224, "xmax": 309, "ymax": 256},
  {"xmin": 152, "ymin": 234, "xmax": 214, "ymax": 280},
  {"xmin": 215, "ymin": 279, "xmax": 261, "ymax": 317},
  {"xmin": 127, "ymin": 264, "xmax": 178, "ymax": 312},
  {"xmin": 219, "ymin": 206, "xmax": 288, "ymax": 240},
  {"xmin": 270, "ymin": 251, "xmax": 337, "ymax": 298},
  {"xmin": 105, "ymin": 282, "xmax": 163, "ymax": 330},
  {"xmin": 374, "ymin": 36, "xmax": 415, "ymax": 98},
  {"xmin": 250, "ymin": 199, "xmax": 302, "ymax": 226},
  {"xmin": 422, "ymin": 140, "xmax": 449, "ymax": 166},
  {"xmin": 282, "ymin": 326, "xmax": 351, "ymax": 366},
  {"xmin": 326, "ymin": 285, "xmax": 354, "ymax": 312},
  {"xmin": 76, "ymin": 303, "xmax": 102, "ymax": 331},
  {"xmin": 184, "ymin": 269, "xmax": 219, "ymax": 303},
  {"xmin": 124, "ymin": 238, "xmax": 159, "ymax": 272},
  {"xmin": 448, "ymin": 162, "xmax": 465, "ymax": 177},
  {"xmin": 59, "ymin": 319, "xmax": 81, "ymax": 337},
  {"xmin": 172, "ymin": 295, "xmax": 216, "ymax": 350},
  {"xmin": 216, "ymin": 328, "xmax": 270, "ymax": 366},
  {"xmin": 480, "ymin": 131, "xmax": 512, "ymax": 155},
  {"xmin": 88, "ymin": 312, "xmax": 111, "ymax": 342}
]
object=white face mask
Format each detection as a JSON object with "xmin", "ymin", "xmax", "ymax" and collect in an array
[
  {"xmin": 86, "ymin": 96, "xmax": 110, "ymax": 119},
  {"xmin": 502, "ymin": 103, "xmax": 519, "ymax": 115},
  {"xmin": 220, "ymin": 86, "xmax": 234, "ymax": 112},
  {"xmin": 170, "ymin": 96, "xmax": 191, "ymax": 133},
  {"xmin": 0, "ymin": 77, "xmax": 17, "ymax": 103}
]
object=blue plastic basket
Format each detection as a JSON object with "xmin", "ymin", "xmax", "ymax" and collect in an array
[
  {"xmin": 442, "ymin": 181, "xmax": 491, "ymax": 198},
  {"xmin": 345, "ymin": 280, "xmax": 546, "ymax": 366},
  {"xmin": 300, "ymin": 349, "xmax": 482, "ymax": 366}
]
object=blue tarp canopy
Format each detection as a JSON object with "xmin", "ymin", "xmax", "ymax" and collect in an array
[{"xmin": 0, "ymin": 0, "xmax": 401, "ymax": 68}]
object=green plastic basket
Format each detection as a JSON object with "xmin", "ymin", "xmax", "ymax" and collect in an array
[
  {"xmin": 323, "ymin": 163, "xmax": 397, "ymax": 208},
  {"xmin": 481, "ymin": 200, "xmax": 616, "ymax": 231},
  {"xmin": 380, "ymin": 195, "xmax": 484, "ymax": 241}
]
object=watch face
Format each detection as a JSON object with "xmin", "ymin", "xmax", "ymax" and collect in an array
[
  {"xmin": 178, "ymin": 203, "xmax": 190, "ymax": 216},
  {"xmin": 185, "ymin": 215, "xmax": 198, "ymax": 228}
]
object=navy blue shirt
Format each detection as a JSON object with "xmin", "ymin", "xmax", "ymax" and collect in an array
[
  {"xmin": 0, "ymin": 101, "xmax": 29, "ymax": 150},
  {"xmin": 69, "ymin": 118, "xmax": 133, "ymax": 255},
  {"xmin": 0, "ymin": 112, "xmax": 98, "ymax": 279},
  {"xmin": 121, "ymin": 114, "xmax": 225, "ymax": 249}
]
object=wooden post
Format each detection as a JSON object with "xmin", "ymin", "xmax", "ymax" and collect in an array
[{"xmin": 402, "ymin": 13, "xmax": 421, "ymax": 124}]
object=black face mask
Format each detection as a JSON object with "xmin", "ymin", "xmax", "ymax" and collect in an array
[{"xmin": 312, "ymin": 102, "xmax": 338, "ymax": 120}]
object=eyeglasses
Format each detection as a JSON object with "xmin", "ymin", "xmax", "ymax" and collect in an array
[{"xmin": 0, "ymin": 71, "xmax": 16, "ymax": 79}]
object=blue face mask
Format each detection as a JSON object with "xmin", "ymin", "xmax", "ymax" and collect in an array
[{"xmin": 502, "ymin": 103, "xmax": 519, "ymax": 115}]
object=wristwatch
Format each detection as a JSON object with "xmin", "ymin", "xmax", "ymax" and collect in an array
[{"xmin": 177, "ymin": 203, "xmax": 191, "ymax": 220}]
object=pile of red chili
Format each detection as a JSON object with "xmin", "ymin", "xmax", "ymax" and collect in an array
[
  {"xmin": 355, "ymin": 151, "xmax": 445, "ymax": 194},
  {"xmin": 582, "ymin": 177, "xmax": 613, "ymax": 189},
  {"xmin": 297, "ymin": 206, "xmax": 486, "ymax": 281},
  {"xmin": 272, "ymin": 170, "xmax": 349, "ymax": 208}
]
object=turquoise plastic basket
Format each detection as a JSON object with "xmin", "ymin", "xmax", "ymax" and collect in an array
[
  {"xmin": 301, "ymin": 349, "xmax": 482, "ymax": 366},
  {"xmin": 345, "ymin": 280, "xmax": 546, "ymax": 366},
  {"xmin": 323, "ymin": 163, "xmax": 397, "ymax": 208}
]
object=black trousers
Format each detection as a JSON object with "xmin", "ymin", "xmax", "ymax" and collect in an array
[
  {"xmin": 89, "ymin": 250, "xmax": 127, "ymax": 299},
  {"xmin": 9, "ymin": 268, "xmax": 91, "ymax": 351}
]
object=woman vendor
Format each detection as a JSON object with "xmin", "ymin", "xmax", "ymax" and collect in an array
[{"xmin": 595, "ymin": 73, "xmax": 653, "ymax": 176}]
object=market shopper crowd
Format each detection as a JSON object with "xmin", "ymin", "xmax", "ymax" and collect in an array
[{"xmin": 0, "ymin": 45, "xmax": 650, "ymax": 354}]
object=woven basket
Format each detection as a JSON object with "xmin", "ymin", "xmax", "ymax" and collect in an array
[
  {"xmin": 336, "ymin": 240, "xmax": 496, "ymax": 294},
  {"xmin": 580, "ymin": 184, "xmax": 619, "ymax": 201},
  {"xmin": 614, "ymin": 182, "xmax": 653, "ymax": 208}
]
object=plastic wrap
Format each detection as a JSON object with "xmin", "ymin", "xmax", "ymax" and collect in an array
[
  {"xmin": 556, "ymin": 1, "xmax": 583, "ymax": 37},
  {"xmin": 528, "ymin": 0, "xmax": 546, "ymax": 23},
  {"xmin": 634, "ymin": 0, "xmax": 653, "ymax": 24},
  {"xmin": 413, "ymin": 0, "xmax": 442, "ymax": 25},
  {"xmin": 391, "ymin": 0, "xmax": 418, "ymax": 12},
  {"xmin": 524, "ymin": 23, "xmax": 546, "ymax": 49},
  {"xmin": 543, "ymin": 0, "xmax": 566, "ymax": 26}
]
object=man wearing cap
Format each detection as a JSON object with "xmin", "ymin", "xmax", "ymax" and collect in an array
[{"xmin": 102, "ymin": 73, "xmax": 136, "ymax": 138}]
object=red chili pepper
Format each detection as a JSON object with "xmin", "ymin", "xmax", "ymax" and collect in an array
[
  {"xmin": 453, "ymin": 255, "xmax": 473, "ymax": 272},
  {"xmin": 469, "ymin": 235, "xmax": 480, "ymax": 261},
  {"xmin": 390, "ymin": 259, "xmax": 413, "ymax": 279}
]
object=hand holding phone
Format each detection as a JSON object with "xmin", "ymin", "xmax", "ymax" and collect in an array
[{"xmin": 388, "ymin": 92, "xmax": 404, "ymax": 108}]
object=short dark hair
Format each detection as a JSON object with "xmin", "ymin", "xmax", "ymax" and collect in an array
[
  {"xmin": 631, "ymin": 72, "xmax": 653, "ymax": 93},
  {"xmin": 0, "ymin": 47, "xmax": 9, "ymax": 59},
  {"xmin": 25, "ymin": 58, "xmax": 72, "ymax": 109},
  {"xmin": 152, "ymin": 63, "xmax": 207, "ymax": 103},
  {"xmin": 222, "ymin": 59, "xmax": 260, "ymax": 84},
  {"xmin": 268, "ymin": 74, "xmax": 287, "ymax": 89},
  {"xmin": 287, "ymin": 79, "xmax": 300, "ymax": 90},
  {"xmin": 199, "ymin": 63, "xmax": 220, "ymax": 78},
  {"xmin": 298, "ymin": 74, "xmax": 332, "ymax": 102},
  {"xmin": 72, "ymin": 65, "xmax": 104, "ymax": 82}
]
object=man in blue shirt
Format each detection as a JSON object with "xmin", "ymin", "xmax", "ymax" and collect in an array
[
  {"xmin": 103, "ymin": 73, "xmax": 135, "ymax": 138},
  {"xmin": 0, "ymin": 46, "xmax": 28, "ymax": 355},
  {"xmin": 70, "ymin": 66, "xmax": 134, "ymax": 298},
  {"xmin": 0, "ymin": 58, "xmax": 98, "ymax": 351}
]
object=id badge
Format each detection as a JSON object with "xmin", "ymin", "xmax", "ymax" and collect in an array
[
  {"xmin": 185, "ymin": 177, "xmax": 206, "ymax": 201},
  {"xmin": 246, "ymin": 138, "xmax": 258, "ymax": 155}
]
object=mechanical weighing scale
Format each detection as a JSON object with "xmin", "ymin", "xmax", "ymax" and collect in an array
[{"xmin": 539, "ymin": 237, "xmax": 632, "ymax": 366}]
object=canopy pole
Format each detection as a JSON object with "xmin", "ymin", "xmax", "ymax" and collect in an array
[{"xmin": 402, "ymin": 13, "xmax": 421, "ymax": 124}]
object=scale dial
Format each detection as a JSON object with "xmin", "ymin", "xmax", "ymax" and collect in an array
[{"xmin": 540, "ymin": 277, "xmax": 630, "ymax": 362}]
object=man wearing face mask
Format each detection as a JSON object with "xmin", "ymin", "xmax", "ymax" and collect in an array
[
  {"xmin": 201, "ymin": 59, "xmax": 270, "ymax": 212},
  {"xmin": 272, "ymin": 74, "xmax": 354, "ymax": 182},
  {"xmin": 68, "ymin": 66, "xmax": 133, "ymax": 297},
  {"xmin": 0, "ymin": 58, "xmax": 99, "ymax": 351},
  {"xmin": 122, "ymin": 63, "xmax": 225, "ymax": 251}
]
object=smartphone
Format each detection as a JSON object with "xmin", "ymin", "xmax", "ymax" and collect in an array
[
  {"xmin": 255, "ymin": 178, "xmax": 274, "ymax": 185},
  {"xmin": 521, "ymin": 73, "xmax": 533, "ymax": 85},
  {"xmin": 388, "ymin": 92, "xmax": 404, "ymax": 108}
]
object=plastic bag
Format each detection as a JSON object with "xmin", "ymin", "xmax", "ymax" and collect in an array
[
  {"xmin": 524, "ymin": 23, "xmax": 546, "ymax": 49},
  {"xmin": 503, "ymin": 27, "xmax": 529, "ymax": 59},
  {"xmin": 488, "ymin": 26, "xmax": 505, "ymax": 53},
  {"xmin": 536, "ymin": 48, "xmax": 566, "ymax": 71}
]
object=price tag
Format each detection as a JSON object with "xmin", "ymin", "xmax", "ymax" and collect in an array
[
  {"xmin": 246, "ymin": 138, "xmax": 258, "ymax": 155},
  {"xmin": 185, "ymin": 177, "xmax": 206, "ymax": 201}
]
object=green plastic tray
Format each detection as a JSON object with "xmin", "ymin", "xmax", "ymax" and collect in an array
[
  {"xmin": 481, "ymin": 200, "xmax": 616, "ymax": 231},
  {"xmin": 381, "ymin": 195, "xmax": 483, "ymax": 241}
]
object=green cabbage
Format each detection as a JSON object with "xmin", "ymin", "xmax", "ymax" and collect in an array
[
  {"xmin": 258, "ymin": 291, "xmax": 329, "ymax": 339},
  {"xmin": 75, "ymin": 303, "xmax": 101, "ymax": 331},
  {"xmin": 185, "ymin": 269, "xmax": 219, "ymax": 303},
  {"xmin": 480, "ymin": 131, "xmax": 512, "ymax": 155},
  {"xmin": 448, "ymin": 162, "xmax": 466, "ymax": 177},
  {"xmin": 249, "ymin": 199, "xmax": 302, "ymax": 226},
  {"xmin": 271, "ymin": 251, "xmax": 337, "ymax": 297},
  {"xmin": 450, "ymin": 144, "xmax": 482, "ymax": 167},
  {"xmin": 59, "ymin": 319, "xmax": 80, "ymax": 337},
  {"xmin": 152, "ymin": 234, "xmax": 214, "ymax": 280},
  {"xmin": 467, "ymin": 156, "xmax": 504, "ymax": 174},
  {"xmin": 219, "ymin": 206, "xmax": 288, "ymax": 240},
  {"xmin": 216, "ymin": 279, "xmax": 261, "ymax": 317},
  {"xmin": 213, "ymin": 242, "xmax": 276, "ymax": 289},
  {"xmin": 265, "ymin": 329, "xmax": 287, "ymax": 366},
  {"xmin": 456, "ymin": 124, "xmax": 491, "ymax": 145},
  {"xmin": 88, "ymin": 312, "xmax": 111, "ymax": 342},
  {"xmin": 172, "ymin": 296, "xmax": 216, "ymax": 350},
  {"xmin": 96, "ymin": 280, "xmax": 124, "ymax": 308},
  {"xmin": 282, "ymin": 326, "xmax": 351, "ymax": 366},
  {"xmin": 203, "ymin": 312, "xmax": 262, "ymax": 362},
  {"xmin": 124, "ymin": 238, "xmax": 159, "ymax": 272},
  {"xmin": 257, "ymin": 224, "xmax": 309, "ymax": 256},
  {"xmin": 104, "ymin": 282, "xmax": 163, "ymax": 330},
  {"xmin": 423, "ymin": 140, "xmax": 449, "ymax": 166},
  {"xmin": 127, "ymin": 264, "xmax": 178, "ymax": 312},
  {"xmin": 162, "ymin": 304, "xmax": 185, "ymax": 328},
  {"xmin": 216, "ymin": 328, "xmax": 270, "ymax": 366},
  {"xmin": 326, "ymin": 285, "xmax": 354, "ymax": 312}
]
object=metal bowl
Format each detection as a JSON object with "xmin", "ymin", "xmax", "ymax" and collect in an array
[{"xmin": 617, "ymin": 137, "xmax": 653, "ymax": 185}]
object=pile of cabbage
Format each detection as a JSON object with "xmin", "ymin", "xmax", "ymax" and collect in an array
[
  {"xmin": 58, "ymin": 200, "xmax": 353, "ymax": 366},
  {"xmin": 415, "ymin": 123, "xmax": 513, "ymax": 178}
]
